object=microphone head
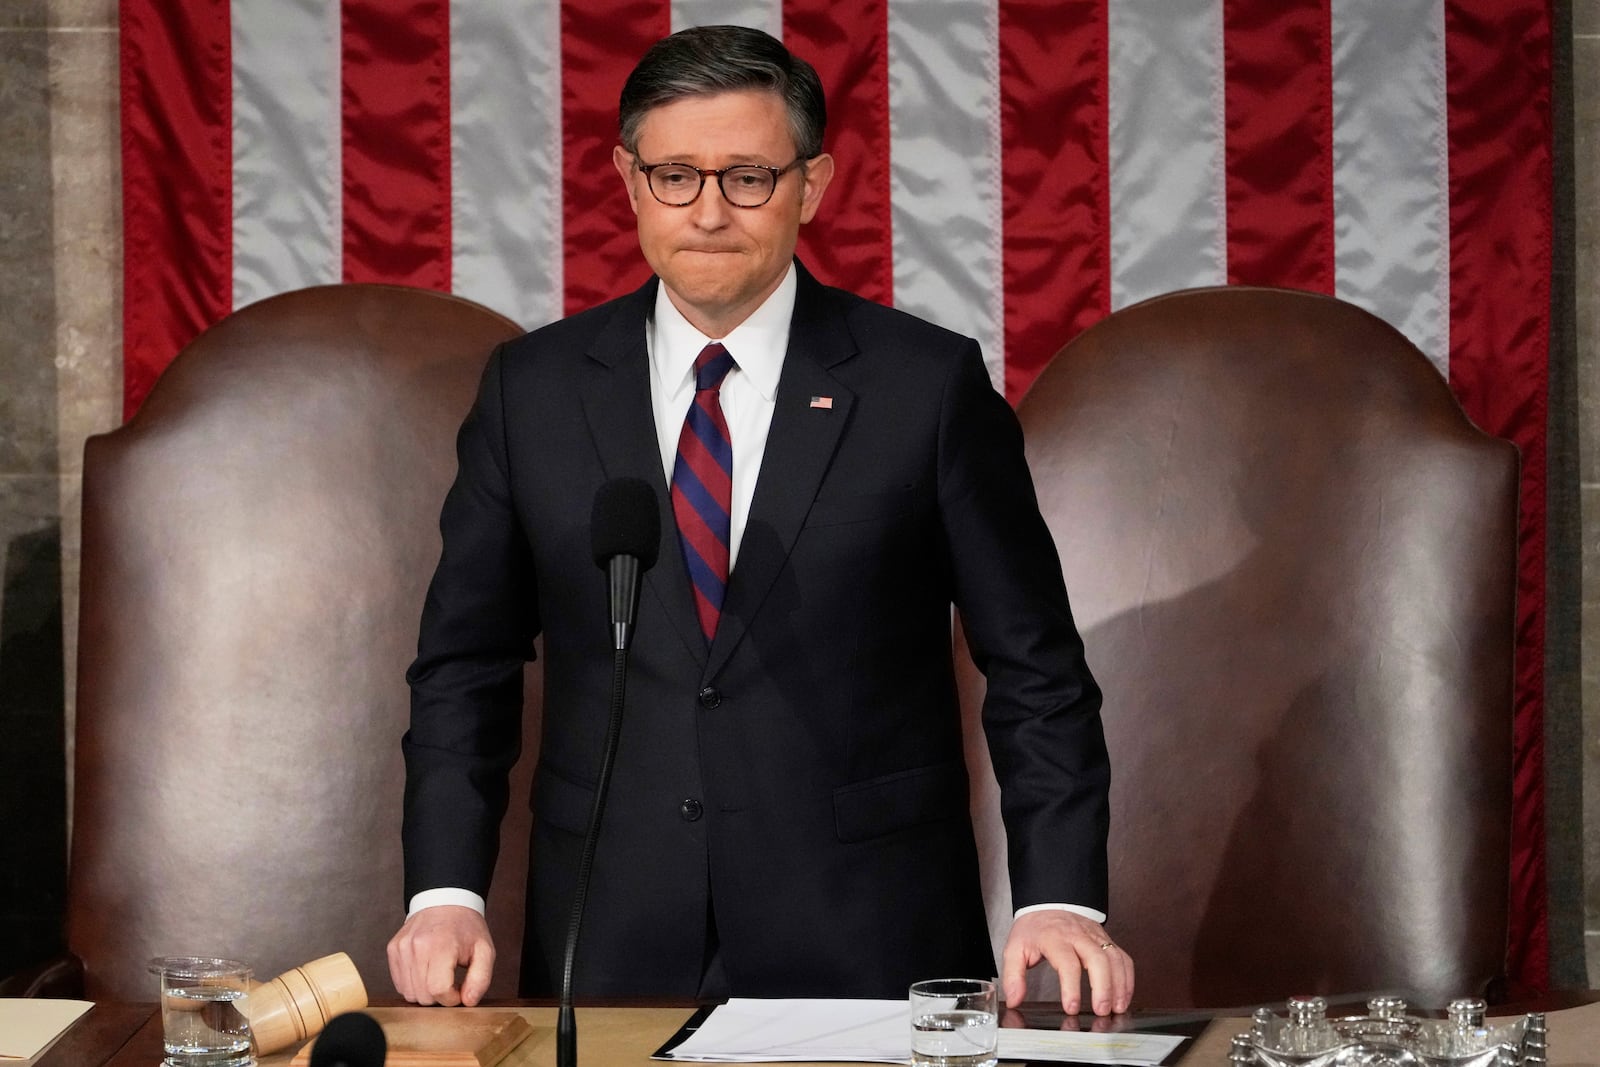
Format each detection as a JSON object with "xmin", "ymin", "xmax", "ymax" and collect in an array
[
  {"xmin": 591, "ymin": 477, "xmax": 661, "ymax": 570},
  {"xmin": 308, "ymin": 1011, "xmax": 386, "ymax": 1067}
]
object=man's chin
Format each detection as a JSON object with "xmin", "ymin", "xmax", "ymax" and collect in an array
[{"xmin": 662, "ymin": 277, "xmax": 744, "ymax": 312}]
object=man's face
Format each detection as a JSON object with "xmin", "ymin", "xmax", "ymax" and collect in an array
[{"xmin": 613, "ymin": 89, "xmax": 834, "ymax": 338}]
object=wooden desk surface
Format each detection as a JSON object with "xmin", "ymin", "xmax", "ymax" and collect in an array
[
  {"xmin": 54, "ymin": 1004, "xmax": 704, "ymax": 1067},
  {"xmin": 39, "ymin": 998, "xmax": 1600, "ymax": 1067}
]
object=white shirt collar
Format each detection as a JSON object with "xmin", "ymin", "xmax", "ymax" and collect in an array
[{"xmin": 650, "ymin": 262, "xmax": 795, "ymax": 401}]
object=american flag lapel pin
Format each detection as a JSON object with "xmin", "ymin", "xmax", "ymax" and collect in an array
[{"xmin": 809, "ymin": 395, "xmax": 834, "ymax": 410}]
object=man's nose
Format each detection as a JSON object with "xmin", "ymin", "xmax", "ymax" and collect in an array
[{"xmin": 689, "ymin": 177, "xmax": 733, "ymax": 227}]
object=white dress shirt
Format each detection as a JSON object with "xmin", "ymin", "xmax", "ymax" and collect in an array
[
  {"xmin": 408, "ymin": 264, "xmax": 1103, "ymax": 927},
  {"xmin": 646, "ymin": 261, "xmax": 792, "ymax": 566}
]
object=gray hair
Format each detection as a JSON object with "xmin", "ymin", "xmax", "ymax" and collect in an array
[{"xmin": 619, "ymin": 25, "xmax": 827, "ymax": 159}]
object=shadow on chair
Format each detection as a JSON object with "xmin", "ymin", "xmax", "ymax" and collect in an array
[{"xmin": 961, "ymin": 285, "xmax": 1518, "ymax": 1010}]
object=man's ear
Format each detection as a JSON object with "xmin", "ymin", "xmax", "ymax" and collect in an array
[
  {"xmin": 613, "ymin": 145, "xmax": 641, "ymax": 215},
  {"xmin": 797, "ymin": 153, "xmax": 835, "ymax": 225}
]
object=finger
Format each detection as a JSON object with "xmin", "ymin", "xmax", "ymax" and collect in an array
[
  {"xmin": 1115, "ymin": 949, "xmax": 1135, "ymax": 1014},
  {"xmin": 397, "ymin": 946, "xmax": 419, "ymax": 1004},
  {"xmin": 999, "ymin": 937, "xmax": 1032, "ymax": 1009},
  {"xmin": 1096, "ymin": 944, "xmax": 1130, "ymax": 1015},
  {"xmin": 386, "ymin": 935, "xmax": 403, "ymax": 999},
  {"xmin": 397, "ymin": 934, "xmax": 428, "ymax": 1005},
  {"xmin": 422, "ymin": 946, "xmax": 462, "ymax": 1008},
  {"xmin": 1095, "ymin": 943, "xmax": 1131, "ymax": 1015},
  {"xmin": 408, "ymin": 950, "xmax": 435, "ymax": 1007},
  {"xmin": 1081, "ymin": 940, "xmax": 1114, "ymax": 1016},
  {"xmin": 459, "ymin": 937, "xmax": 496, "ymax": 1007},
  {"xmin": 386, "ymin": 936, "xmax": 414, "ymax": 1003},
  {"xmin": 1053, "ymin": 946, "xmax": 1084, "ymax": 1016}
]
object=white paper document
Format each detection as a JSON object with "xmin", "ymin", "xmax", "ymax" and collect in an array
[
  {"xmin": 660, "ymin": 999, "xmax": 908, "ymax": 1062},
  {"xmin": 657, "ymin": 998, "xmax": 1187, "ymax": 1064},
  {"xmin": 995, "ymin": 1028, "xmax": 1186, "ymax": 1064},
  {"xmin": 0, "ymin": 999, "xmax": 94, "ymax": 1062}
]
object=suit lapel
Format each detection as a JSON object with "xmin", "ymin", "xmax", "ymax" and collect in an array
[
  {"xmin": 578, "ymin": 278, "xmax": 708, "ymax": 665},
  {"xmin": 708, "ymin": 267, "xmax": 856, "ymax": 679}
]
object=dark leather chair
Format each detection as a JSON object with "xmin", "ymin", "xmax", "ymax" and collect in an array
[
  {"xmin": 961, "ymin": 286, "xmax": 1518, "ymax": 1009},
  {"xmin": 67, "ymin": 285, "xmax": 530, "ymax": 999}
]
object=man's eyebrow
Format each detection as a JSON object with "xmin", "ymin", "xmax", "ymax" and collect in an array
[{"xmin": 644, "ymin": 152, "xmax": 785, "ymax": 166}]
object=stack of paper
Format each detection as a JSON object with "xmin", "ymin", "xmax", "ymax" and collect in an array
[
  {"xmin": 658, "ymin": 998, "xmax": 1187, "ymax": 1064},
  {"xmin": 996, "ymin": 1029, "xmax": 1186, "ymax": 1064},
  {"xmin": 0, "ymin": 999, "xmax": 94, "ymax": 1064},
  {"xmin": 662, "ymin": 999, "xmax": 908, "ymax": 1062}
]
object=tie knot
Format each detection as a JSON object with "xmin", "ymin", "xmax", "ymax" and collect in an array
[{"xmin": 694, "ymin": 343, "xmax": 736, "ymax": 392}]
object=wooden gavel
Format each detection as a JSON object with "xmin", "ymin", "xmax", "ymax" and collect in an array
[{"xmin": 244, "ymin": 952, "xmax": 369, "ymax": 1055}]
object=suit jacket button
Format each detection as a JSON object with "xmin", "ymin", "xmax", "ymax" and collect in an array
[
  {"xmin": 680, "ymin": 798, "xmax": 704, "ymax": 822},
  {"xmin": 698, "ymin": 686, "xmax": 722, "ymax": 709}
]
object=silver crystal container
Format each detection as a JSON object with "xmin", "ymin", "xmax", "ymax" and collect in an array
[{"xmin": 1229, "ymin": 996, "xmax": 1546, "ymax": 1067}]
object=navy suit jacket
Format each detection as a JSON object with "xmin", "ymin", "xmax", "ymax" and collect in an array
[{"xmin": 402, "ymin": 262, "xmax": 1109, "ymax": 997}]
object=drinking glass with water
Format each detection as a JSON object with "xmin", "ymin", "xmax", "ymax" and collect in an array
[
  {"xmin": 909, "ymin": 977, "xmax": 999, "ymax": 1067},
  {"xmin": 148, "ymin": 956, "xmax": 255, "ymax": 1067}
]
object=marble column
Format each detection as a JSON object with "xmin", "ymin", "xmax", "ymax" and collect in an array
[{"xmin": 0, "ymin": 0, "xmax": 119, "ymax": 977}]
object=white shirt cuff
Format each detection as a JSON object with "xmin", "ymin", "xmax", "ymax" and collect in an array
[
  {"xmin": 1014, "ymin": 902, "xmax": 1107, "ymax": 924},
  {"xmin": 409, "ymin": 891, "xmax": 1097, "ymax": 924},
  {"xmin": 407, "ymin": 888, "xmax": 487, "ymax": 919}
]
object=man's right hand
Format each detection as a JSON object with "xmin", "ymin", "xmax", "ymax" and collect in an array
[{"xmin": 387, "ymin": 905, "xmax": 495, "ymax": 1006}]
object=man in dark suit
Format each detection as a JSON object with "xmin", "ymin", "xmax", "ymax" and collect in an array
[{"xmin": 388, "ymin": 24, "xmax": 1133, "ymax": 1015}]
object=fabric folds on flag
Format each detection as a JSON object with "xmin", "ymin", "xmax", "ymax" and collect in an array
[{"xmin": 119, "ymin": 0, "xmax": 1554, "ymax": 986}]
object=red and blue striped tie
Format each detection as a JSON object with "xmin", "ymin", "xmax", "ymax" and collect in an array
[{"xmin": 671, "ymin": 343, "xmax": 736, "ymax": 644}]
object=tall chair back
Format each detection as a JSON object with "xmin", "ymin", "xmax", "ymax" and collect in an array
[
  {"xmin": 68, "ymin": 285, "xmax": 530, "ymax": 999},
  {"xmin": 962, "ymin": 286, "xmax": 1517, "ymax": 1008}
]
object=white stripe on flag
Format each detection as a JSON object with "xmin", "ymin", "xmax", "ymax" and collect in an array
[
  {"xmin": 450, "ymin": 0, "xmax": 563, "ymax": 331},
  {"xmin": 672, "ymin": 0, "xmax": 783, "ymax": 38},
  {"xmin": 1106, "ymin": 0, "xmax": 1227, "ymax": 310},
  {"xmin": 887, "ymin": 0, "xmax": 1004, "ymax": 388},
  {"xmin": 231, "ymin": 0, "xmax": 340, "ymax": 309},
  {"xmin": 1331, "ymin": 0, "xmax": 1449, "ymax": 373}
]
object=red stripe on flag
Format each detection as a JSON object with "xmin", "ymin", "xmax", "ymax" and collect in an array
[
  {"xmin": 120, "ymin": 0, "xmax": 232, "ymax": 419},
  {"xmin": 1444, "ymin": 0, "xmax": 1553, "ymax": 991},
  {"xmin": 341, "ymin": 0, "xmax": 453, "ymax": 289},
  {"xmin": 1221, "ymin": 0, "xmax": 1334, "ymax": 292},
  {"xmin": 1000, "ymin": 0, "xmax": 1109, "ymax": 404},
  {"xmin": 786, "ymin": 0, "xmax": 893, "ymax": 306},
  {"xmin": 561, "ymin": 0, "xmax": 669, "ymax": 314}
]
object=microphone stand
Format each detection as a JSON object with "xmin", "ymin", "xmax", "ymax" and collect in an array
[{"xmin": 558, "ymin": 554, "xmax": 640, "ymax": 1067}]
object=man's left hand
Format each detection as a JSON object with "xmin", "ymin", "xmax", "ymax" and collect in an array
[{"xmin": 1000, "ymin": 910, "xmax": 1135, "ymax": 1016}]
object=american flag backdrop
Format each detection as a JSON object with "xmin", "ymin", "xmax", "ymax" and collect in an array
[{"xmin": 119, "ymin": 0, "xmax": 1555, "ymax": 985}]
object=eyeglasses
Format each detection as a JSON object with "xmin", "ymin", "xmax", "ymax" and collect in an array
[{"xmin": 634, "ymin": 157, "xmax": 806, "ymax": 208}]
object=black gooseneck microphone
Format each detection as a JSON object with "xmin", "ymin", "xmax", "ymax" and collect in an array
[
  {"xmin": 558, "ymin": 477, "xmax": 662, "ymax": 1067},
  {"xmin": 308, "ymin": 1011, "xmax": 386, "ymax": 1067},
  {"xmin": 589, "ymin": 477, "xmax": 662, "ymax": 652}
]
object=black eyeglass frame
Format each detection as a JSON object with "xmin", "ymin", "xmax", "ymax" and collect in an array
[{"xmin": 633, "ymin": 156, "xmax": 809, "ymax": 208}]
